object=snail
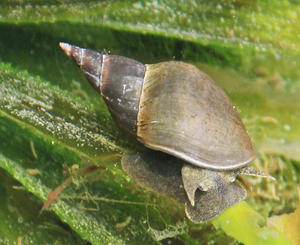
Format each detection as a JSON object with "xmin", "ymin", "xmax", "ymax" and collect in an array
[{"xmin": 59, "ymin": 43, "xmax": 271, "ymax": 222}]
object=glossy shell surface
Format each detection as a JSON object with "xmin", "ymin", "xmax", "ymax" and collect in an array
[{"xmin": 137, "ymin": 61, "xmax": 256, "ymax": 170}]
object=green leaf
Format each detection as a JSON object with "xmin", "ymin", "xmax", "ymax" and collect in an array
[
  {"xmin": 0, "ymin": 168, "xmax": 85, "ymax": 245},
  {"xmin": 1, "ymin": 1, "xmax": 300, "ymax": 54},
  {"xmin": 212, "ymin": 202, "xmax": 293, "ymax": 245},
  {"xmin": 0, "ymin": 153, "xmax": 149, "ymax": 245}
]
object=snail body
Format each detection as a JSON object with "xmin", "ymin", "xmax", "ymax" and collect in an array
[{"xmin": 60, "ymin": 42, "xmax": 255, "ymax": 171}]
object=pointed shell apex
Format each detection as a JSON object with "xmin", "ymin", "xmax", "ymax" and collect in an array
[{"xmin": 59, "ymin": 42, "xmax": 72, "ymax": 56}]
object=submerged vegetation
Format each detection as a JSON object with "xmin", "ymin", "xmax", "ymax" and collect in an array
[{"xmin": 0, "ymin": 1, "xmax": 299, "ymax": 244}]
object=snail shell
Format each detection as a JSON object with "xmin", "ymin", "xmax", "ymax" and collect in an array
[{"xmin": 59, "ymin": 43, "xmax": 256, "ymax": 171}]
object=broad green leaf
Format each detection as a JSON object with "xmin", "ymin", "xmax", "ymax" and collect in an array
[
  {"xmin": 1, "ymin": 1, "xmax": 300, "ymax": 53},
  {"xmin": 0, "ymin": 168, "xmax": 85, "ymax": 245},
  {"xmin": 213, "ymin": 202, "xmax": 293, "ymax": 245},
  {"xmin": 0, "ymin": 153, "xmax": 152, "ymax": 245}
]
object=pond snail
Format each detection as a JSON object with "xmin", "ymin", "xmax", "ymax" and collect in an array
[{"xmin": 60, "ymin": 43, "xmax": 271, "ymax": 223}]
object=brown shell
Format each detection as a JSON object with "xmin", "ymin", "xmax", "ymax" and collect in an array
[{"xmin": 137, "ymin": 61, "xmax": 256, "ymax": 170}]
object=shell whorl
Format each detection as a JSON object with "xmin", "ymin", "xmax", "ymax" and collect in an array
[
  {"xmin": 59, "ymin": 42, "xmax": 103, "ymax": 92},
  {"xmin": 60, "ymin": 43, "xmax": 146, "ymax": 137},
  {"xmin": 137, "ymin": 61, "xmax": 256, "ymax": 170}
]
